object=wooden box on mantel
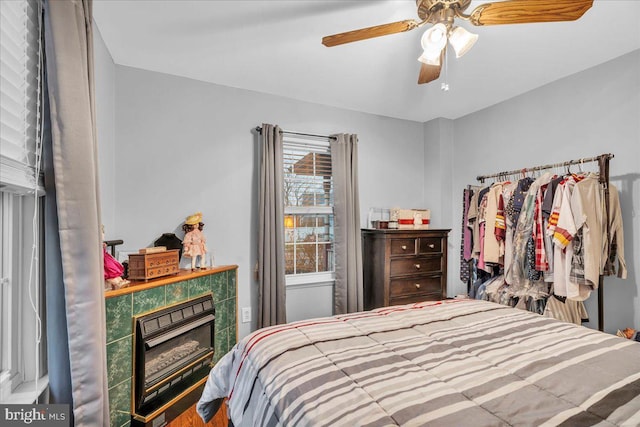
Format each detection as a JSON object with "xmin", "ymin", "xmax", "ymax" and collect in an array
[{"xmin": 127, "ymin": 249, "xmax": 180, "ymax": 280}]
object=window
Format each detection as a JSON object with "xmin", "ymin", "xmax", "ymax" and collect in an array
[
  {"xmin": 282, "ymin": 136, "xmax": 334, "ymax": 284},
  {"xmin": 0, "ymin": 0, "xmax": 46, "ymax": 403}
]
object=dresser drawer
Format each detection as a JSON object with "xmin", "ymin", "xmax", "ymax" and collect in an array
[
  {"xmin": 390, "ymin": 256, "xmax": 441, "ymax": 276},
  {"xmin": 390, "ymin": 276, "xmax": 442, "ymax": 298},
  {"xmin": 419, "ymin": 237, "xmax": 441, "ymax": 254},
  {"xmin": 390, "ymin": 238, "xmax": 417, "ymax": 256}
]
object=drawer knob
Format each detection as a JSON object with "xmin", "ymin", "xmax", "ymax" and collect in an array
[
  {"xmin": 414, "ymin": 264, "xmax": 421, "ymax": 269},
  {"xmin": 401, "ymin": 245, "xmax": 407, "ymax": 250},
  {"xmin": 428, "ymin": 243, "xmax": 435, "ymax": 249},
  {"xmin": 415, "ymin": 283, "xmax": 421, "ymax": 289}
]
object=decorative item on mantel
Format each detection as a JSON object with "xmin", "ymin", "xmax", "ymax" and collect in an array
[
  {"xmin": 182, "ymin": 211, "xmax": 208, "ymax": 270},
  {"xmin": 102, "ymin": 225, "xmax": 130, "ymax": 290},
  {"xmin": 128, "ymin": 247, "xmax": 180, "ymax": 281},
  {"xmin": 154, "ymin": 232, "xmax": 183, "ymax": 258}
]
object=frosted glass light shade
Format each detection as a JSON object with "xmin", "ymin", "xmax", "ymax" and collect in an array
[
  {"xmin": 449, "ymin": 26, "xmax": 478, "ymax": 58},
  {"xmin": 421, "ymin": 23, "xmax": 447, "ymax": 51},
  {"xmin": 417, "ymin": 51, "xmax": 441, "ymax": 65},
  {"xmin": 418, "ymin": 23, "xmax": 447, "ymax": 65}
]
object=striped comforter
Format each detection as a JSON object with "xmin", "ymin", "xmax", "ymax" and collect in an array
[{"xmin": 198, "ymin": 299, "xmax": 640, "ymax": 426}]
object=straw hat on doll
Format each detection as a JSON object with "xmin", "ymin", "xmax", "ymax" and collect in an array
[{"xmin": 185, "ymin": 212, "xmax": 202, "ymax": 225}]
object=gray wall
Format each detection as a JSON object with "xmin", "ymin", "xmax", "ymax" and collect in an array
[
  {"xmin": 423, "ymin": 118, "xmax": 455, "ymax": 267},
  {"xmin": 111, "ymin": 66, "xmax": 426, "ymax": 338},
  {"xmin": 94, "ymin": 24, "xmax": 117, "ymax": 237},
  {"xmin": 438, "ymin": 49, "xmax": 640, "ymax": 333},
  {"xmin": 93, "ymin": 32, "xmax": 639, "ymax": 337}
]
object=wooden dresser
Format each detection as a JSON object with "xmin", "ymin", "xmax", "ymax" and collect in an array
[{"xmin": 362, "ymin": 229, "xmax": 450, "ymax": 310}]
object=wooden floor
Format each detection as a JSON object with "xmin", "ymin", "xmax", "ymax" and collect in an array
[{"xmin": 166, "ymin": 401, "xmax": 228, "ymax": 427}]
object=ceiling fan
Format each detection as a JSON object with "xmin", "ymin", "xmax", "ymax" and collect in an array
[{"xmin": 322, "ymin": 0, "xmax": 594, "ymax": 85}]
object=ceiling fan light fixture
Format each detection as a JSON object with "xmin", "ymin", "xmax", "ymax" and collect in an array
[
  {"xmin": 321, "ymin": 0, "xmax": 594, "ymax": 86},
  {"xmin": 417, "ymin": 51, "xmax": 440, "ymax": 66},
  {"xmin": 449, "ymin": 26, "xmax": 478, "ymax": 58},
  {"xmin": 421, "ymin": 23, "xmax": 447, "ymax": 51},
  {"xmin": 418, "ymin": 23, "xmax": 447, "ymax": 65}
]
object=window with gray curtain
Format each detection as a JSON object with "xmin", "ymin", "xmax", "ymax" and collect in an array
[
  {"xmin": 0, "ymin": 0, "xmax": 47, "ymax": 403},
  {"xmin": 283, "ymin": 135, "xmax": 335, "ymax": 287},
  {"xmin": 261, "ymin": 127, "xmax": 360, "ymax": 324}
]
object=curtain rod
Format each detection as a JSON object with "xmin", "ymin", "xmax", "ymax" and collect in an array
[
  {"xmin": 254, "ymin": 126, "xmax": 336, "ymax": 140},
  {"xmin": 476, "ymin": 153, "xmax": 614, "ymax": 183}
]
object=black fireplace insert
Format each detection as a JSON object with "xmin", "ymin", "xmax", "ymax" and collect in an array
[{"xmin": 132, "ymin": 294, "xmax": 215, "ymax": 424}]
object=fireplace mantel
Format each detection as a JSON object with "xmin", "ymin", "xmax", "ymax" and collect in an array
[
  {"xmin": 104, "ymin": 265, "xmax": 238, "ymax": 427},
  {"xmin": 104, "ymin": 265, "xmax": 238, "ymax": 299}
]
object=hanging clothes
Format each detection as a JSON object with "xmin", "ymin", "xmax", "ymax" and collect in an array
[
  {"xmin": 464, "ymin": 155, "xmax": 623, "ymax": 325},
  {"xmin": 510, "ymin": 172, "xmax": 554, "ymax": 298},
  {"xmin": 541, "ymin": 177, "xmax": 562, "ymax": 283},
  {"xmin": 604, "ymin": 184, "xmax": 627, "ymax": 278},
  {"xmin": 543, "ymin": 294, "xmax": 589, "ymax": 326},
  {"xmin": 549, "ymin": 173, "xmax": 624, "ymax": 301},
  {"xmin": 462, "ymin": 188, "xmax": 474, "ymax": 262},
  {"xmin": 568, "ymin": 173, "xmax": 603, "ymax": 296},
  {"xmin": 550, "ymin": 175, "xmax": 581, "ymax": 298},
  {"xmin": 533, "ymin": 181, "xmax": 550, "ymax": 272},
  {"xmin": 483, "ymin": 183, "xmax": 505, "ymax": 265},
  {"xmin": 467, "ymin": 189, "xmax": 480, "ymax": 260},
  {"xmin": 460, "ymin": 188, "xmax": 473, "ymax": 285},
  {"xmin": 501, "ymin": 182, "xmax": 518, "ymax": 284},
  {"xmin": 477, "ymin": 193, "xmax": 488, "ymax": 272}
]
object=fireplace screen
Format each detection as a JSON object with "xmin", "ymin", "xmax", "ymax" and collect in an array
[{"xmin": 133, "ymin": 294, "xmax": 215, "ymax": 421}]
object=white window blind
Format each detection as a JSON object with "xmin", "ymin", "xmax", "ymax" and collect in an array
[
  {"xmin": 283, "ymin": 136, "xmax": 334, "ymax": 276},
  {"xmin": 0, "ymin": 0, "xmax": 45, "ymax": 404},
  {"xmin": 0, "ymin": 0, "xmax": 42, "ymax": 193}
]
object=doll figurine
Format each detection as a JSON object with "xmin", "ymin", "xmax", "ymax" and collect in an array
[
  {"xmin": 182, "ymin": 212, "xmax": 207, "ymax": 270},
  {"xmin": 102, "ymin": 225, "xmax": 130, "ymax": 290}
]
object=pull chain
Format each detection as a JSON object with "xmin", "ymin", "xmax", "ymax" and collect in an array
[{"xmin": 441, "ymin": 47, "xmax": 450, "ymax": 91}]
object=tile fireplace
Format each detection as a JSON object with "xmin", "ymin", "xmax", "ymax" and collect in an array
[
  {"xmin": 104, "ymin": 266, "xmax": 237, "ymax": 427},
  {"xmin": 132, "ymin": 294, "xmax": 215, "ymax": 425}
]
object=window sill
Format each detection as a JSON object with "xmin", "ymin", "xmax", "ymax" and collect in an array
[
  {"xmin": 0, "ymin": 375, "xmax": 49, "ymax": 404},
  {"xmin": 286, "ymin": 272, "xmax": 335, "ymax": 289}
]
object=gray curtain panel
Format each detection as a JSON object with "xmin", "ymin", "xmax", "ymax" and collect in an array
[
  {"xmin": 331, "ymin": 134, "xmax": 363, "ymax": 314},
  {"xmin": 43, "ymin": 0, "xmax": 109, "ymax": 425},
  {"xmin": 258, "ymin": 124, "xmax": 287, "ymax": 328}
]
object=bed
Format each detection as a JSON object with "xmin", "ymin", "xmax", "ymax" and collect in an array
[{"xmin": 197, "ymin": 299, "xmax": 640, "ymax": 426}]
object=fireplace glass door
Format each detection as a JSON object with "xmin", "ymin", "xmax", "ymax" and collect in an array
[{"xmin": 133, "ymin": 294, "xmax": 215, "ymax": 417}]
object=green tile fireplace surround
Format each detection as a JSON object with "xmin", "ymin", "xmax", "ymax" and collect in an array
[{"xmin": 104, "ymin": 265, "xmax": 238, "ymax": 427}]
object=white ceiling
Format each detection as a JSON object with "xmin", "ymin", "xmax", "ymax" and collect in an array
[{"xmin": 93, "ymin": 0, "xmax": 640, "ymax": 123}]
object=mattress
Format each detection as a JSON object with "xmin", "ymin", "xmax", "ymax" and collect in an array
[{"xmin": 198, "ymin": 299, "xmax": 640, "ymax": 426}]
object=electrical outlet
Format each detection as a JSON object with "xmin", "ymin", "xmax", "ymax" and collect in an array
[{"xmin": 241, "ymin": 307, "xmax": 251, "ymax": 323}]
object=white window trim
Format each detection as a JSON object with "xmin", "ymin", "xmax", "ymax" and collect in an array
[
  {"xmin": 0, "ymin": 194, "xmax": 13, "ymax": 388},
  {"xmin": 1, "ymin": 375, "xmax": 48, "ymax": 404},
  {"xmin": 283, "ymin": 134, "xmax": 335, "ymax": 286},
  {"xmin": 0, "ymin": 0, "xmax": 47, "ymax": 404},
  {"xmin": 0, "ymin": 192, "xmax": 46, "ymax": 405},
  {"xmin": 0, "ymin": 155, "xmax": 42, "ymax": 195},
  {"xmin": 285, "ymin": 271, "xmax": 336, "ymax": 288}
]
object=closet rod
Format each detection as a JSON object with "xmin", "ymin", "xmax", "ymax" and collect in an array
[
  {"xmin": 254, "ymin": 126, "xmax": 336, "ymax": 140},
  {"xmin": 476, "ymin": 153, "xmax": 614, "ymax": 183}
]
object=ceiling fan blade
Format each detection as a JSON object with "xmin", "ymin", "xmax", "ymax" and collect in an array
[
  {"xmin": 418, "ymin": 57, "xmax": 443, "ymax": 85},
  {"xmin": 322, "ymin": 19, "xmax": 419, "ymax": 47},
  {"xmin": 469, "ymin": 0, "xmax": 593, "ymax": 26}
]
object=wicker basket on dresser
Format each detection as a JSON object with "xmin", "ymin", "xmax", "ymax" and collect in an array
[{"xmin": 362, "ymin": 228, "xmax": 450, "ymax": 310}]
